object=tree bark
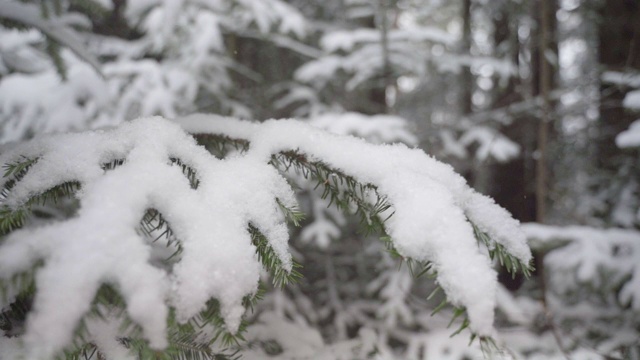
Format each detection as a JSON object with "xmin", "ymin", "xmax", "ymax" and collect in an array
[{"xmin": 536, "ymin": 0, "xmax": 556, "ymax": 224}]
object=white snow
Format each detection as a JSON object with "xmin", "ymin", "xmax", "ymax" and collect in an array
[
  {"xmin": 523, "ymin": 223, "xmax": 640, "ymax": 310},
  {"xmin": 616, "ymin": 120, "xmax": 640, "ymax": 148},
  {"xmin": 0, "ymin": 114, "xmax": 531, "ymax": 356},
  {"xmin": 0, "ymin": 117, "xmax": 297, "ymax": 358},
  {"xmin": 299, "ymin": 195, "xmax": 344, "ymax": 248},
  {"xmin": 0, "ymin": 52, "xmax": 109, "ymax": 144},
  {"xmin": 623, "ymin": 90, "xmax": 640, "ymax": 110},
  {"xmin": 459, "ymin": 126, "xmax": 520, "ymax": 162},
  {"xmin": 308, "ymin": 112, "xmax": 418, "ymax": 146},
  {"xmin": 320, "ymin": 28, "xmax": 454, "ymax": 53},
  {"xmin": 602, "ymin": 71, "xmax": 640, "ymax": 88},
  {"xmin": 177, "ymin": 114, "xmax": 532, "ymax": 336},
  {"xmin": 0, "ymin": 1, "xmax": 101, "ymax": 71}
]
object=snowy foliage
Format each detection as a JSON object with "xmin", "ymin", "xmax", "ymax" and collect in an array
[
  {"xmin": 0, "ymin": 115, "xmax": 531, "ymax": 359},
  {"xmin": 524, "ymin": 224, "xmax": 640, "ymax": 357},
  {"xmin": 616, "ymin": 120, "xmax": 640, "ymax": 149},
  {"xmin": 0, "ymin": 0, "xmax": 309, "ymax": 143}
]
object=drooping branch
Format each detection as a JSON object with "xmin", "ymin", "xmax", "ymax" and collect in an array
[
  {"xmin": 178, "ymin": 114, "xmax": 533, "ymax": 337},
  {"xmin": 0, "ymin": 115, "xmax": 532, "ymax": 358}
]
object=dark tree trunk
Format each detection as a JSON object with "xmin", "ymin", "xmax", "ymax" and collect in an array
[{"xmin": 597, "ymin": 0, "xmax": 640, "ymax": 170}]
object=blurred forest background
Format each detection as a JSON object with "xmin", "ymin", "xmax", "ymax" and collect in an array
[{"xmin": 1, "ymin": 0, "xmax": 639, "ymax": 359}]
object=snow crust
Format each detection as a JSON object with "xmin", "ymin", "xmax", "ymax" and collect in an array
[{"xmin": 177, "ymin": 114, "xmax": 532, "ymax": 336}]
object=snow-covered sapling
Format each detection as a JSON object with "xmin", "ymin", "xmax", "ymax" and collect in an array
[{"xmin": 0, "ymin": 115, "xmax": 532, "ymax": 359}]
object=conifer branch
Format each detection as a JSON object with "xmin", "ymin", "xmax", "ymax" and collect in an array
[
  {"xmin": 101, "ymin": 159, "xmax": 126, "ymax": 171},
  {"xmin": 170, "ymin": 158, "xmax": 200, "ymax": 190},
  {"xmin": 193, "ymin": 135, "xmax": 250, "ymax": 159},
  {"xmin": 472, "ymin": 222, "xmax": 533, "ymax": 278},
  {"xmin": 1, "ymin": 156, "xmax": 39, "ymax": 200},
  {"xmin": 139, "ymin": 209, "xmax": 182, "ymax": 262},
  {"xmin": 249, "ymin": 225, "xmax": 302, "ymax": 287},
  {"xmin": 269, "ymin": 150, "xmax": 392, "ymax": 235}
]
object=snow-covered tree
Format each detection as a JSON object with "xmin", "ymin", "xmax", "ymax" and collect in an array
[
  {"xmin": 0, "ymin": 0, "xmax": 308, "ymax": 142},
  {"xmin": 0, "ymin": 114, "xmax": 532, "ymax": 359}
]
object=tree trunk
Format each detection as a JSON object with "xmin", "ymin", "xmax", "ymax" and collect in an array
[
  {"xmin": 597, "ymin": 0, "xmax": 640, "ymax": 169},
  {"xmin": 535, "ymin": 0, "xmax": 557, "ymax": 224}
]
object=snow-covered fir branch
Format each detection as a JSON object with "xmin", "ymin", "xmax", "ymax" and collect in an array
[{"xmin": 0, "ymin": 115, "xmax": 531, "ymax": 359}]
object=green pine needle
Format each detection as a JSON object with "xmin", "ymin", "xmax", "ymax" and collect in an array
[
  {"xmin": 102, "ymin": 158, "xmax": 126, "ymax": 171},
  {"xmin": 276, "ymin": 198, "xmax": 305, "ymax": 227},
  {"xmin": 170, "ymin": 158, "xmax": 200, "ymax": 189},
  {"xmin": 249, "ymin": 225, "xmax": 302, "ymax": 288},
  {"xmin": 471, "ymin": 222, "xmax": 534, "ymax": 278},
  {"xmin": 2, "ymin": 156, "xmax": 38, "ymax": 179},
  {"xmin": 193, "ymin": 134, "xmax": 250, "ymax": 159},
  {"xmin": 270, "ymin": 150, "xmax": 392, "ymax": 237}
]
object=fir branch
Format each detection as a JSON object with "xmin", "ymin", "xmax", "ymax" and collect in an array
[
  {"xmin": 56, "ymin": 342, "xmax": 99, "ymax": 360},
  {"xmin": 46, "ymin": 37, "xmax": 68, "ymax": 80},
  {"xmin": 139, "ymin": 209, "xmax": 182, "ymax": 261},
  {"xmin": 25, "ymin": 181, "xmax": 81, "ymax": 207},
  {"xmin": 0, "ymin": 289, "xmax": 33, "ymax": 336},
  {"xmin": 275, "ymin": 198, "xmax": 305, "ymax": 227},
  {"xmin": 192, "ymin": 134, "xmax": 250, "ymax": 159},
  {"xmin": 0, "ymin": 266, "xmax": 39, "ymax": 339},
  {"xmin": 188, "ymin": 299, "xmax": 247, "ymax": 348},
  {"xmin": 1, "ymin": 157, "xmax": 39, "ymax": 200},
  {"xmin": 0, "ymin": 206, "xmax": 27, "ymax": 236},
  {"xmin": 471, "ymin": 222, "xmax": 533, "ymax": 278},
  {"xmin": 0, "ymin": 181, "xmax": 80, "ymax": 237},
  {"xmin": 241, "ymin": 284, "xmax": 265, "ymax": 313},
  {"xmin": 2, "ymin": 156, "xmax": 38, "ymax": 179},
  {"xmin": 269, "ymin": 149, "xmax": 488, "ymax": 342},
  {"xmin": 270, "ymin": 150, "xmax": 392, "ymax": 236},
  {"xmin": 170, "ymin": 158, "xmax": 200, "ymax": 190},
  {"xmin": 248, "ymin": 225, "xmax": 302, "ymax": 288},
  {"xmin": 101, "ymin": 159, "xmax": 126, "ymax": 171}
]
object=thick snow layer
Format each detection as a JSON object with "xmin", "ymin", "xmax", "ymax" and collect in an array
[
  {"xmin": 0, "ymin": 117, "xmax": 296, "ymax": 358},
  {"xmin": 616, "ymin": 120, "xmax": 640, "ymax": 148},
  {"xmin": 177, "ymin": 114, "xmax": 532, "ymax": 336},
  {"xmin": 0, "ymin": 115, "xmax": 531, "ymax": 356}
]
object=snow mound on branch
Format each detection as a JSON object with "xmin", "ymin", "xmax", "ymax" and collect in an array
[
  {"xmin": 0, "ymin": 115, "xmax": 531, "ymax": 356},
  {"xmin": 320, "ymin": 27, "xmax": 454, "ymax": 52},
  {"xmin": 0, "ymin": 117, "xmax": 296, "ymax": 358},
  {"xmin": 616, "ymin": 120, "xmax": 640, "ymax": 148},
  {"xmin": 524, "ymin": 223, "xmax": 640, "ymax": 311},
  {"xmin": 178, "ymin": 114, "xmax": 532, "ymax": 336},
  {"xmin": 623, "ymin": 91, "xmax": 640, "ymax": 110}
]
